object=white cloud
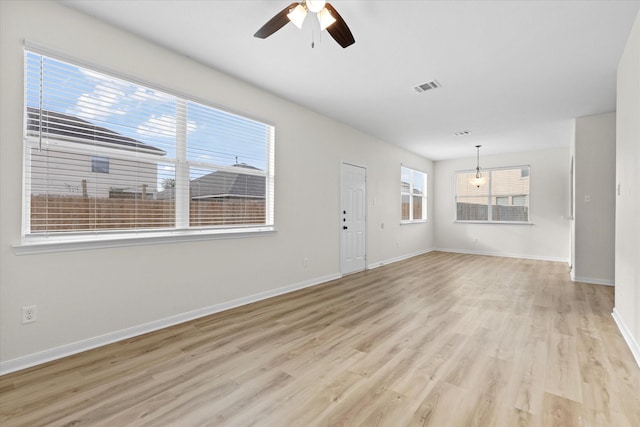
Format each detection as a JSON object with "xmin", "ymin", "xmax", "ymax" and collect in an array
[
  {"xmin": 80, "ymin": 68, "xmax": 113, "ymax": 82},
  {"xmin": 71, "ymin": 84, "xmax": 126, "ymax": 121},
  {"xmin": 137, "ymin": 114, "xmax": 196, "ymax": 138}
]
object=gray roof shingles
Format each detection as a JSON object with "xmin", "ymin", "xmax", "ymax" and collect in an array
[{"xmin": 26, "ymin": 107, "xmax": 166, "ymax": 155}]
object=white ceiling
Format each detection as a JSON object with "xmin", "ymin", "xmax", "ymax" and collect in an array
[{"xmin": 61, "ymin": 0, "xmax": 640, "ymax": 160}]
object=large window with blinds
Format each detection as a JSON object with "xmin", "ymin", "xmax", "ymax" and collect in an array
[
  {"xmin": 23, "ymin": 50, "xmax": 274, "ymax": 240},
  {"xmin": 455, "ymin": 166, "xmax": 530, "ymax": 223}
]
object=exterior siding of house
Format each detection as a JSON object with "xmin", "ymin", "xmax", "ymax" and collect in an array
[{"xmin": 29, "ymin": 146, "xmax": 160, "ymax": 199}]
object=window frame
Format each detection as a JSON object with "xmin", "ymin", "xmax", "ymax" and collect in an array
[
  {"xmin": 400, "ymin": 166, "xmax": 428, "ymax": 224},
  {"xmin": 454, "ymin": 165, "xmax": 531, "ymax": 224},
  {"xmin": 18, "ymin": 47, "xmax": 276, "ymax": 253}
]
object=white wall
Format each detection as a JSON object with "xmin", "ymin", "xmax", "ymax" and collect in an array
[
  {"xmin": 573, "ymin": 113, "xmax": 616, "ymax": 285},
  {"xmin": 434, "ymin": 147, "xmax": 571, "ymax": 262},
  {"xmin": 0, "ymin": 1, "xmax": 434, "ymax": 371},
  {"xmin": 614, "ymin": 10, "xmax": 640, "ymax": 366}
]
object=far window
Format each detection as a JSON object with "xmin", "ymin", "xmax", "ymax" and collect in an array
[
  {"xmin": 401, "ymin": 166, "xmax": 427, "ymax": 223},
  {"xmin": 512, "ymin": 195, "xmax": 527, "ymax": 206},
  {"xmin": 91, "ymin": 156, "xmax": 109, "ymax": 174},
  {"xmin": 455, "ymin": 166, "xmax": 530, "ymax": 223}
]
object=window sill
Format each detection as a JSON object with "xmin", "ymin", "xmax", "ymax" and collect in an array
[
  {"xmin": 400, "ymin": 220, "xmax": 428, "ymax": 225},
  {"xmin": 13, "ymin": 226, "xmax": 276, "ymax": 255},
  {"xmin": 453, "ymin": 221, "xmax": 533, "ymax": 225}
]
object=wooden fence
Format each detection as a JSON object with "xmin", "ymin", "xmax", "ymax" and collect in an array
[
  {"xmin": 456, "ymin": 202, "xmax": 528, "ymax": 222},
  {"xmin": 30, "ymin": 195, "xmax": 265, "ymax": 232}
]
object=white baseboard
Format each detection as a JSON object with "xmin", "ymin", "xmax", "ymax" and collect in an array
[
  {"xmin": 367, "ymin": 248, "xmax": 434, "ymax": 270},
  {"xmin": 572, "ymin": 276, "xmax": 615, "ymax": 286},
  {"xmin": 0, "ymin": 273, "xmax": 341, "ymax": 376},
  {"xmin": 612, "ymin": 308, "xmax": 640, "ymax": 369},
  {"xmin": 435, "ymin": 247, "xmax": 569, "ymax": 263}
]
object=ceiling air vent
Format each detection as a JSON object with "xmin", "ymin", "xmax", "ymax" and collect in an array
[{"xmin": 413, "ymin": 80, "xmax": 441, "ymax": 93}]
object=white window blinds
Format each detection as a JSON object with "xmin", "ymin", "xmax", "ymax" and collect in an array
[
  {"xmin": 24, "ymin": 50, "xmax": 274, "ymax": 237},
  {"xmin": 455, "ymin": 166, "xmax": 530, "ymax": 222}
]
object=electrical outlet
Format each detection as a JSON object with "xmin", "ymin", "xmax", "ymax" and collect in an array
[
  {"xmin": 22, "ymin": 305, "xmax": 37, "ymax": 324},
  {"xmin": 303, "ymin": 257, "xmax": 309, "ymax": 268}
]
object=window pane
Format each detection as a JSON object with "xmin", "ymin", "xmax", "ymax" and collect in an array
[
  {"xmin": 491, "ymin": 168, "xmax": 529, "ymax": 221},
  {"xmin": 401, "ymin": 166, "xmax": 427, "ymax": 222},
  {"xmin": 401, "ymin": 194, "xmax": 410, "ymax": 221},
  {"xmin": 456, "ymin": 171, "xmax": 489, "ymax": 220},
  {"xmin": 412, "ymin": 195, "xmax": 423, "ymax": 220},
  {"xmin": 455, "ymin": 166, "xmax": 529, "ymax": 222},
  {"xmin": 412, "ymin": 171, "xmax": 424, "ymax": 195},
  {"xmin": 401, "ymin": 167, "xmax": 410, "ymax": 193}
]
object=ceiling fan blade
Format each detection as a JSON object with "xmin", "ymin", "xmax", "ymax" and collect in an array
[
  {"xmin": 324, "ymin": 3, "xmax": 355, "ymax": 48},
  {"xmin": 254, "ymin": 2, "xmax": 299, "ymax": 39}
]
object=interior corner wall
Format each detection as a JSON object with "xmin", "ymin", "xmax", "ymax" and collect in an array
[
  {"xmin": 573, "ymin": 112, "xmax": 616, "ymax": 286},
  {"xmin": 433, "ymin": 147, "xmax": 571, "ymax": 262},
  {"xmin": 614, "ymin": 9, "xmax": 640, "ymax": 366},
  {"xmin": 0, "ymin": 0, "xmax": 434, "ymax": 370}
]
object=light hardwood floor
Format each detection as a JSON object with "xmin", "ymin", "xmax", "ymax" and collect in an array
[{"xmin": 1, "ymin": 252, "xmax": 639, "ymax": 426}]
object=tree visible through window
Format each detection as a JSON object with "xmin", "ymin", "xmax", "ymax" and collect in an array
[
  {"xmin": 401, "ymin": 166, "xmax": 427, "ymax": 222},
  {"xmin": 455, "ymin": 166, "xmax": 530, "ymax": 222},
  {"xmin": 23, "ymin": 50, "xmax": 274, "ymax": 237}
]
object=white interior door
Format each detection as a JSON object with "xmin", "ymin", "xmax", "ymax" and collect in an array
[{"xmin": 341, "ymin": 163, "xmax": 366, "ymax": 275}]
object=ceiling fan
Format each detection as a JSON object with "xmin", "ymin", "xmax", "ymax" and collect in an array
[{"xmin": 254, "ymin": 0, "xmax": 355, "ymax": 48}]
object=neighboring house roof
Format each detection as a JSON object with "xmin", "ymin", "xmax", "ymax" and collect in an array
[
  {"xmin": 192, "ymin": 164, "xmax": 265, "ymax": 199},
  {"xmin": 158, "ymin": 164, "xmax": 265, "ymax": 200},
  {"xmin": 26, "ymin": 107, "xmax": 166, "ymax": 155}
]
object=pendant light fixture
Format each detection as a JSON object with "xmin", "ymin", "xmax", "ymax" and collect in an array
[{"xmin": 472, "ymin": 145, "xmax": 485, "ymax": 188}]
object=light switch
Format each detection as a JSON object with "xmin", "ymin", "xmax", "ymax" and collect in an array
[{"xmin": 584, "ymin": 195, "xmax": 591, "ymax": 203}]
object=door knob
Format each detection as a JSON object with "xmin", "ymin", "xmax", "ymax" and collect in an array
[{"xmin": 343, "ymin": 226, "xmax": 348, "ymax": 230}]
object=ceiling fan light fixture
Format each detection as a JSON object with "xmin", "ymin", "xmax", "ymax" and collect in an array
[
  {"xmin": 306, "ymin": 0, "xmax": 326, "ymax": 13},
  {"xmin": 254, "ymin": 1, "xmax": 355, "ymax": 48},
  {"xmin": 318, "ymin": 7, "xmax": 336, "ymax": 30},
  {"xmin": 287, "ymin": 4, "xmax": 307, "ymax": 29}
]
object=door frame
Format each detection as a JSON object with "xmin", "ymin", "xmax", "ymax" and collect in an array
[{"xmin": 340, "ymin": 162, "xmax": 367, "ymax": 275}]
